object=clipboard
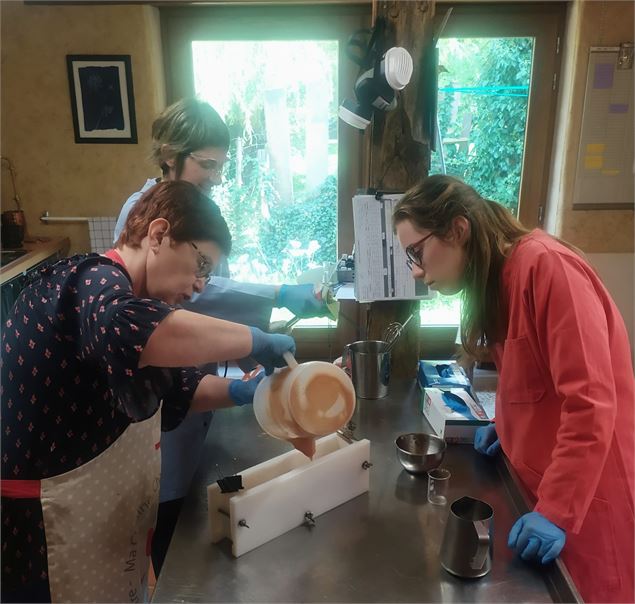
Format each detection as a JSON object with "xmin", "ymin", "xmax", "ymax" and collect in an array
[{"xmin": 351, "ymin": 192, "xmax": 432, "ymax": 303}]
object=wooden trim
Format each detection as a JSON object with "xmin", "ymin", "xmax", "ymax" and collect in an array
[
  {"xmin": 436, "ymin": 2, "xmax": 567, "ymax": 228},
  {"xmin": 572, "ymin": 203, "xmax": 635, "ymax": 211},
  {"xmin": 25, "ymin": 1, "xmax": 370, "ymax": 4},
  {"xmin": 294, "ymin": 323, "xmax": 460, "ymax": 361},
  {"xmin": 24, "ymin": 0, "xmax": 559, "ymax": 4}
]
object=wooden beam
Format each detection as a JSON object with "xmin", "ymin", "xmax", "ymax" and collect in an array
[
  {"xmin": 24, "ymin": 1, "xmax": 371, "ymax": 5},
  {"xmin": 370, "ymin": 0, "xmax": 436, "ymax": 188},
  {"xmin": 367, "ymin": 0, "xmax": 437, "ymax": 378}
]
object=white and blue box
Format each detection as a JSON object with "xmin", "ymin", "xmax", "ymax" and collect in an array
[
  {"xmin": 422, "ymin": 387, "xmax": 494, "ymax": 444},
  {"xmin": 418, "ymin": 360, "xmax": 471, "ymax": 391}
]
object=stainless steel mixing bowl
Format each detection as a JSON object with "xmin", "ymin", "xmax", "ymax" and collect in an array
[{"xmin": 395, "ymin": 432, "xmax": 447, "ymax": 474}]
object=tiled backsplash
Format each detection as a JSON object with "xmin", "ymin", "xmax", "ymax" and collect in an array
[{"xmin": 88, "ymin": 217, "xmax": 117, "ymax": 254}]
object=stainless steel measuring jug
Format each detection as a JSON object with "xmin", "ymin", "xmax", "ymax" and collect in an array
[
  {"xmin": 440, "ymin": 496, "xmax": 493, "ymax": 579},
  {"xmin": 343, "ymin": 340, "xmax": 390, "ymax": 399}
]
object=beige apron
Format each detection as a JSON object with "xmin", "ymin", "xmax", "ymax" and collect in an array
[{"xmin": 40, "ymin": 410, "xmax": 161, "ymax": 603}]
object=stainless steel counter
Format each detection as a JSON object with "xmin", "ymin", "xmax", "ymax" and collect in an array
[{"xmin": 153, "ymin": 380, "xmax": 580, "ymax": 603}]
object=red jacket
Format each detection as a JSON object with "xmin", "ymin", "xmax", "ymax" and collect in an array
[{"xmin": 490, "ymin": 230, "xmax": 634, "ymax": 603}]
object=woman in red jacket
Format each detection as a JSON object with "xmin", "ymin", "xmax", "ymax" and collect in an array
[{"xmin": 394, "ymin": 175, "xmax": 634, "ymax": 604}]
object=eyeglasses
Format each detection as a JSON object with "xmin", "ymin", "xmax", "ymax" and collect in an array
[
  {"xmin": 405, "ymin": 233, "xmax": 434, "ymax": 270},
  {"xmin": 188, "ymin": 153, "xmax": 227, "ymax": 174},
  {"xmin": 190, "ymin": 242, "xmax": 214, "ymax": 279}
]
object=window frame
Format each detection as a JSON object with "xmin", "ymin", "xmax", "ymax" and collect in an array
[
  {"xmin": 434, "ymin": 1, "xmax": 566, "ymax": 229},
  {"xmin": 161, "ymin": 3, "xmax": 369, "ymax": 360},
  {"xmin": 420, "ymin": 1, "xmax": 566, "ymax": 357},
  {"xmin": 160, "ymin": 2, "xmax": 566, "ymax": 361}
]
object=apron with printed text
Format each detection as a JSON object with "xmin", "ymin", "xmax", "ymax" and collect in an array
[{"xmin": 39, "ymin": 410, "xmax": 161, "ymax": 603}]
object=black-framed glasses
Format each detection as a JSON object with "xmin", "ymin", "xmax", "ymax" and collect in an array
[
  {"xmin": 405, "ymin": 233, "xmax": 434, "ymax": 270},
  {"xmin": 190, "ymin": 242, "xmax": 214, "ymax": 279},
  {"xmin": 188, "ymin": 152, "xmax": 227, "ymax": 174}
]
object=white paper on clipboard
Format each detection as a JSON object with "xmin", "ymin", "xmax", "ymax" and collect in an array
[{"xmin": 352, "ymin": 193, "xmax": 432, "ymax": 303}]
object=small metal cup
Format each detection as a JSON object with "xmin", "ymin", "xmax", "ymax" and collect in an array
[
  {"xmin": 343, "ymin": 340, "xmax": 390, "ymax": 399},
  {"xmin": 395, "ymin": 433, "xmax": 446, "ymax": 475}
]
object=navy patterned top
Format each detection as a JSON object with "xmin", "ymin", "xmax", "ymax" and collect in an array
[
  {"xmin": 1, "ymin": 253, "xmax": 202, "ymax": 479},
  {"xmin": 1, "ymin": 254, "xmax": 202, "ymax": 601}
]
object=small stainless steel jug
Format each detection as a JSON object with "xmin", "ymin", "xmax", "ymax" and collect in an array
[
  {"xmin": 440, "ymin": 496, "xmax": 493, "ymax": 579},
  {"xmin": 343, "ymin": 340, "xmax": 390, "ymax": 399}
]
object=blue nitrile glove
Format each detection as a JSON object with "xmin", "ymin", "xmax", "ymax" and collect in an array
[
  {"xmin": 508, "ymin": 511, "xmax": 566, "ymax": 564},
  {"xmin": 249, "ymin": 327, "xmax": 296, "ymax": 375},
  {"xmin": 228, "ymin": 371, "xmax": 265, "ymax": 406},
  {"xmin": 277, "ymin": 284, "xmax": 326, "ymax": 319},
  {"xmin": 474, "ymin": 423, "xmax": 501, "ymax": 456},
  {"xmin": 442, "ymin": 391, "xmax": 474, "ymax": 420}
]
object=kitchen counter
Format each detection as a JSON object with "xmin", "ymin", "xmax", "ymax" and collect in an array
[
  {"xmin": 153, "ymin": 380, "xmax": 581, "ymax": 603},
  {"xmin": 0, "ymin": 237, "xmax": 69, "ymax": 285}
]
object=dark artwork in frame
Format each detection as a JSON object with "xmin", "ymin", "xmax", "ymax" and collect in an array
[{"xmin": 66, "ymin": 54, "xmax": 137, "ymax": 144}]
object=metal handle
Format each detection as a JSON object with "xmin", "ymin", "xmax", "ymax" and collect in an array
[
  {"xmin": 384, "ymin": 313, "xmax": 415, "ymax": 353},
  {"xmin": 282, "ymin": 351, "xmax": 299, "ymax": 369},
  {"xmin": 470, "ymin": 520, "xmax": 490, "ymax": 570},
  {"xmin": 40, "ymin": 211, "xmax": 89, "ymax": 223},
  {"xmin": 284, "ymin": 316, "xmax": 301, "ymax": 331},
  {"xmin": 342, "ymin": 343, "xmax": 352, "ymax": 377}
]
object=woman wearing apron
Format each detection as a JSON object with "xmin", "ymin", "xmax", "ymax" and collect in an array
[
  {"xmin": 1, "ymin": 180, "xmax": 295, "ymax": 603},
  {"xmin": 114, "ymin": 97, "xmax": 332, "ymax": 575},
  {"xmin": 393, "ymin": 175, "xmax": 634, "ymax": 603}
]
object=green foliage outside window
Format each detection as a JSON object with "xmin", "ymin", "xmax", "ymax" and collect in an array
[
  {"xmin": 197, "ymin": 40, "xmax": 339, "ymax": 285},
  {"xmin": 431, "ymin": 37, "xmax": 534, "ymax": 215},
  {"xmin": 212, "ymin": 98, "xmax": 338, "ymax": 284},
  {"xmin": 424, "ymin": 37, "xmax": 533, "ymax": 323},
  {"xmin": 202, "ymin": 38, "xmax": 533, "ymax": 326},
  {"xmin": 260, "ymin": 175, "xmax": 337, "ymax": 276}
]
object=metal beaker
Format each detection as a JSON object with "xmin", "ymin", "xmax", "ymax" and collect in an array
[{"xmin": 343, "ymin": 340, "xmax": 390, "ymax": 399}]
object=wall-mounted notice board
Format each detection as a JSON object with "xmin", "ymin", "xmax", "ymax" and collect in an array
[{"xmin": 573, "ymin": 47, "xmax": 634, "ymax": 210}]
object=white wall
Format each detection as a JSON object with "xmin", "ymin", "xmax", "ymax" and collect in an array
[{"xmin": 586, "ymin": 253, "xmax": 634, "ymax": 358}]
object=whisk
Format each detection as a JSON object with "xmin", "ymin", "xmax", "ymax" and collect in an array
[{"xmin": 383, "ymin": 313, "xmax": 415, "ymax": 352}]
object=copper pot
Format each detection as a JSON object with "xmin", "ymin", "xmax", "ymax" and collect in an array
[{"xmin": 1, "ymin": 210, "xmax": 26, "ymax": 249}]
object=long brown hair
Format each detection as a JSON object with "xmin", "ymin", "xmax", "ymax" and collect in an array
[{"xmin": 393, "ymin": 175, "xmax": 529, "ymax": 360}]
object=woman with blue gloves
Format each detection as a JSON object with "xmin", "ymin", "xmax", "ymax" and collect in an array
[
  {"xmin": 394, "ymin": 175, "xmax": 634, "ymax": 603},
  {"xmin": 1, "ymin": 181, "xmax": 295, "ymax": 603},
  {"xmin": 114, "ymin": 98, "xmax": 330, "ymax": 575}
]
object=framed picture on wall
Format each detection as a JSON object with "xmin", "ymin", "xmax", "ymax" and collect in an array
[{"xmin": 66, "ymin": 54, "xmax": 137, "ymax": 144}]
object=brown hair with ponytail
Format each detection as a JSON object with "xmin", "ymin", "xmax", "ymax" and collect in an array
[{"xmin": 151, "ymin": 98, "xmax": 230, "ymax": 178}]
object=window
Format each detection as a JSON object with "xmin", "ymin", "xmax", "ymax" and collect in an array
[
  {"xmin": 161, "ymin": 3, "xmax": 564, "ymax": 358},
  {"xmin": 431, "ymin": 36, "xmax": 534, "ymax": 218},
  {"xmin": 419, "ymin": 3, "xmax": 565, "ymax": 333},
  {"xmin": 192, "ymin": 40, "xmax": 339, "ymax": 324},
  {"xmin": 161, "ymin": 4, "xmax": 367, "ymax": 357}
]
